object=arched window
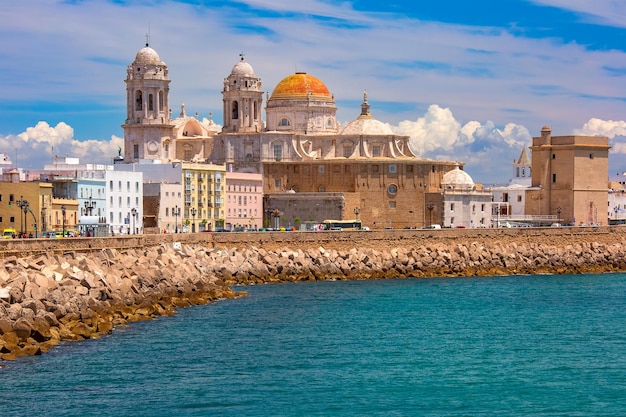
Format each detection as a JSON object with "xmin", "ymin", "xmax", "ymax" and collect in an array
[
  {"xmin": 135, "ymin": 91, "xmax": 143, "ymax": 111},
  {"xmin": 278, "ymin": 118, "xmax": 290, "ymax": 127},
  {"xmin": 232, "ymin": 101, "xmax": 239, "ymax": 120},
  {"xmin": 159, "ymin": 91, "xmax": 164, "ymax": 110},
  {"xmin": 148, "ymin": 94, "xmax": 154, "ymax": 111},
  {"xmin": 253, "ymin": 102, "xmax": 258, "ymax": 120}
]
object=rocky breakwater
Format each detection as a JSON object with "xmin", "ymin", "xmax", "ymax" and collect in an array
[
  {"xmin": 215, "ymin": 239, "xmax": 626, "ymax": 285},
  {"xmin": 0, "ymin": 243, "xmax": 239, "ymax": 360}
]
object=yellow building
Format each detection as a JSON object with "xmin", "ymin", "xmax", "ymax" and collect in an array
[
  {"xmin": 0, "ymin": 180, "xmax": 53, "ymax": 237},
  {"xmin": 181, "ymin": 162, "xmax": 226, "ymax": 232}
]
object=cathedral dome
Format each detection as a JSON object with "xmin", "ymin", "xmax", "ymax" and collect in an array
[
  {"xmin": 270, "ymin": 72, "xmax": 332, "ymax": 100},
  {"xmin": 342, "ymin": 118, "xmax": 393, "ymax": 135},
  {"xmin": 134, "ymin": 46, "xmax": 163, "ymax": 65},
  {"xmin": 341, "ymin": 92, "xmax": 393, "ymax": 135},
  {"xmin": 230, "ymin": 58, "xmax": 256, "ymax": 77},
  {"xmin": 442, "ymin": 165, "xmax": 474, "ymax": 187}
]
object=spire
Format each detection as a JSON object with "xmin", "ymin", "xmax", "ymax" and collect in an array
[
  {"xmin": 359, "ymin": 90, "xmax": 372, "ymax": 119},
  {"xmin": 517, "ymin": 147, "xmax": 531, "ymax": 165}
]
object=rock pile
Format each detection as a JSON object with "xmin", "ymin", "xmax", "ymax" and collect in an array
[
  {"xmin": 3, "ymin": 238, "xmax": 626, "ymax": 360},
  {"xmin": 0, "ymin": 243, "xmax": 239, "ymax": 360}
]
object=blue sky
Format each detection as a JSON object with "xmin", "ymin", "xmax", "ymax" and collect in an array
[{"xmin": 1, "ymin": 0, "xmax": 626, "ymax": 183}]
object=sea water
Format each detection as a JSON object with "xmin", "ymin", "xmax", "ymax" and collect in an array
[{"xmin": 1, "ymin": 273, "xmax": 626, "ymax": 416}]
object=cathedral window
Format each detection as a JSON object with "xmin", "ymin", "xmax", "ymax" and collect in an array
[
  {"xmin": 148, "ymin": 94, "xmax": 154, "ymax": 111},
  {"xmin": 389, "ymin": 164, "xmax": 397, "ymax": 174},
  {"xmin": 318, "ymin": 165, "xmax": 325, "ymax": 174},
  {"xmin": 159, "ymin": 91, "xmax": 164, "ymax": 110},
  {"xmin": 133, "ymin": 144, "xmax": 139, "ymax": 159},
  {"xmin": 278, "ymin": 118, "xmax": 291, "ymax": 127},
  {"xmin": 273, "ymin": 144, "xmax": 282, "ymax": 160},
  {"xmin": 184, "ymin": 149, "xmax": 193, "ymax": 161},
  {"xmin": 254, "ymin": 102, "xmax": 258, "ymax": 120},
  {"xmin": 232, "ymin": 101, "xmax": 239, "ymax": 119},
  {"xmin": 135, "ymin": 91, "xmax": 143, "ymax": 110},
  {"xmin": 343, "ymin": 145, "xmax": 353, "ymax": 158},
  {"xmin": 372, "ymin": 145, "xmax": 381, "ymax": 157},
  {"xmin": 388, "ymin": 184, "xmax": 398, "ymax": 195}
]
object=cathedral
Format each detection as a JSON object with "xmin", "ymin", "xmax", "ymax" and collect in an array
[{"xmin": 122, "ymin": 43, "xmax": 461, "ymax": 229}]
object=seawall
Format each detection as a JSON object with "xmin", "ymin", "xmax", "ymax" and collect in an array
[{"xmin": 2, "ymin": 226, "xmax": 626, "ymax": 360}]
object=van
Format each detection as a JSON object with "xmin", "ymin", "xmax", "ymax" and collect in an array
[
  {"xmin": 421, "ymin": 224, "xmax": 441, "ymax": 230},
  {"xmin": 3, "ymin": 228, "xmax": 17, "ymax": 239}
]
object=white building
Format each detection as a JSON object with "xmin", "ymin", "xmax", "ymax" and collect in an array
[
  {"xmin": 490, "ymin": 148, "xmax": 533, "ymax": 222},
  {"xmin": 441, "ymin": 165, "xmax": 493, "ymax": 228}
]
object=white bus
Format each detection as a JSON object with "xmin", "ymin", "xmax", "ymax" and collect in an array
[{"xmin": 321, "ymin": 219, "xmax": 363, "ymax": 231}]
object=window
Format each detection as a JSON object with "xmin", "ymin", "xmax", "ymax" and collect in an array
[
  {"xmin": 552, "ymin": 173, "xmax": 557, "ymax": 183},
  {"xmin": 318, "ymin": 165, "xmax": 325, "ymax": 174},
  {"xmin": 135, "ymin": 91, "xmax": 143, "ymax": 110},
  {"xmin": 127, "ymin": 181, "xmax": 130, "ymax": 191},
  {"xmin": 133, "ymin": 144, "xmax": 139, "ymax": 159},
  {"xmin": 278, "ymin": 118, "xmax": 290, "ymax": 126},
  {"xmin": 373, "ymin": 145, "xmax": 381, "ymax": 157},
  {"xmin": 481, "ymin": 204, "xmax": 486, "ymax": 212},
  {"xmin": 450, "ymin": 203, "xmax": 455, "ymax": 211},
  {"xmin": 232, "ymin": 101, "xmax": 239, "ymax": 119},
  {"xmin": 109, "ymin": 181, "xmax": 113, "ymax": 191},
  {"xmin": 343, "ymin": 145, "xmax": 353, "ymax": 158},
  {"xmin": 275, "ymin": 179, "xmax": 281, "ymax": 190},
  {"xmin": 472, "ymin": 205, "xmax": 476, "ymax": 213},
  {"xmin": 388, "ymin": 184, "xmax": 398, "ymax": 195},
  {"xmin": 273, "ymin": 144, "xmax": 282, "ymax": 160},
  {"xmin": 589, "ymin": 153, "xmax": 594, "ymax": 159},
  {"xmin": 389, "ymin": 201, "xmax": 396, "ymax": 208},
  {"xmin": 517, "ymin": 195, "xmax": 522, "ymax": 203},
  {"xmin": 552, "ymin": 154, "xmax": 556, "ymax": 159},
  {"xmin": 389, "ymin": 164, "xmax": 397, "ymax": 174}
]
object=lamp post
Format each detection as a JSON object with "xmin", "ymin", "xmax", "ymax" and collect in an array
[
  {"xmin": 272, "ymin": 208, "xmax": 280, "ymax": 230},
  {"xmin": 426, "ymin": 203, "xmax": 435, "ymax": 226},
  {"xmin": 174, "ymin": 205, "xmax": 180, "ymax": 233},
  {"xmin": 191, "ymin": 207, "xmax": 197, "ymax": 233},
  {"xmin": 84, "ymin": 196, "xmax": 95, "ymax": 216},
  {"xmin": 61, "ymin": 204, "xmax": 66, "ymax": 238},
  {"xmin": 17, "ymin": 197, "xmax": 30, "ymax": 237},
  {"xmin": 131, "ymin": 208, "xmax": 137, "ymax": 235}
]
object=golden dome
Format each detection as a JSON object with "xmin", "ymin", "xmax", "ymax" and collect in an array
[{"xmin": 270, "ymin": 72, "xmax": 332, "ymax": 100}]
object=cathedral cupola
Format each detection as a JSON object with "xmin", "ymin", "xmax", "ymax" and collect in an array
[{"xmin": 222, "ymin": 54, "xmax": 263, "ymax": 133}]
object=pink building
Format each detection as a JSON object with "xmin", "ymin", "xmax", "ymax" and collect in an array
[{"xmin": 225, "ymin": 171, "xmax": 263, "ymax": 231}]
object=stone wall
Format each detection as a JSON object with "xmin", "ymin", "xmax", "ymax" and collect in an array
[{"xmin": 2, "ymin": 226, "xmax": 626, "ymax": 360}]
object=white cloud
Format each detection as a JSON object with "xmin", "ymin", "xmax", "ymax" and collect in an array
[
  {"xmin": 0, "ymin": 122, "xmax": 122, "ymax": 169},
  {"xmin": 575, "ymin": 118, "xmax": 626, "ymax": 138},
  {"xmin": 392, "ymin": 105, "xmax": 461, "ymax": 154}
]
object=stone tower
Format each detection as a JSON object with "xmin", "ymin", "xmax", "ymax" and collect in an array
[
  {"xmin": 122, "ymin": 43, "xmax": 173, "ymax": 162},
  {"xmin": 222, "ymin": 55, "xmax": 263, "ymax": 133}
]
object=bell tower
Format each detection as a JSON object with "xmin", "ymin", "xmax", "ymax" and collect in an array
[
  {"xmin": 122, "ymin": 40, "xmax": 173, "ymax": 162},
  {"xmin": 222, "ymin": 54, "xmax": 263, "ymax": 133}
]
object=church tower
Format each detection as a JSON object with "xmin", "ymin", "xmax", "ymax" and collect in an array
[
  {"xmin": 122, "ymin": 41, "xmax": 173, "ymax": 162},
  {"xmin": 222, "ymin": 55, "xmax": 263, "ymax": 133},
  {"xmin": 511, "ymin": 147, "xmax": 532, "ymax": 186}
]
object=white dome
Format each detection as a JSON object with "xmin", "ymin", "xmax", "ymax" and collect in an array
[
  {"xmin": 442, "ymin": 165, "xmax": 474, "ymax": 187},
  {"xmin": 134, "ymin": 46, "xmax": 162, "ymax": 65},
  {"xmin": 231, "ymin": 59, "xmax": 256, "ymax": 77},
  {"xmin": 341, "ymin": 117, "xmax": 393, "ymax": 135}
]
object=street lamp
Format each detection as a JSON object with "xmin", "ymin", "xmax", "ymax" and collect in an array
[
  {"xmin": 174, "ymin": 205, "xmax": 180, "ymax": 233},
  {"xmin": 61, "ymin": 204, "xmax": 66, "ymax": 238},
  {"xmin": 84, "ymin": 196, "xmax": 95, "ymax": 216},
  {"xmin": 191, "ymin": 207, "xmax": 197, "ymax": 233},
  {"xmin": 426, "ymin": 203, "xmax": 435, "ymax": 226},
  {"xmin": 272, "ymin": 208, "xmax": 280, "ymax": 230},
  {"xmin": 131, "ymin": 208, "xmax": 137, "ymax": 235},
  {"xmin": 17, "ymin": 197, "xmax": 30, "ymax": 237}
]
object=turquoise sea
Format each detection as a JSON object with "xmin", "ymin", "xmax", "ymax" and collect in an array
[{"xmin": 2, "ymin": 273, "xmax": 626, "ymax": 416}]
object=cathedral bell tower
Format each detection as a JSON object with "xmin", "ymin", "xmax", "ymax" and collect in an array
[
  {"xmin": 222, "ymin": 55, "xmax": 263, "ymax": 133},
  {"xmin": 122, "ymin": 41, "xmax": 172, "ymax": 162}
]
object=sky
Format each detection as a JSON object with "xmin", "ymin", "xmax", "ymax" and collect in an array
[{"xmin": 1, "ymin": 0, "xmax": 626, "ymax": 184}]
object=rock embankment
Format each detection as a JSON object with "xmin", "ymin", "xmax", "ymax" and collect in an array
[
  {"xmin": 3, "ymin": 238, "xmax": 626, "ymax": 360},
  {"xmin": 0, "ymin": 243, "xmax": 239, "ymax": 360}
]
